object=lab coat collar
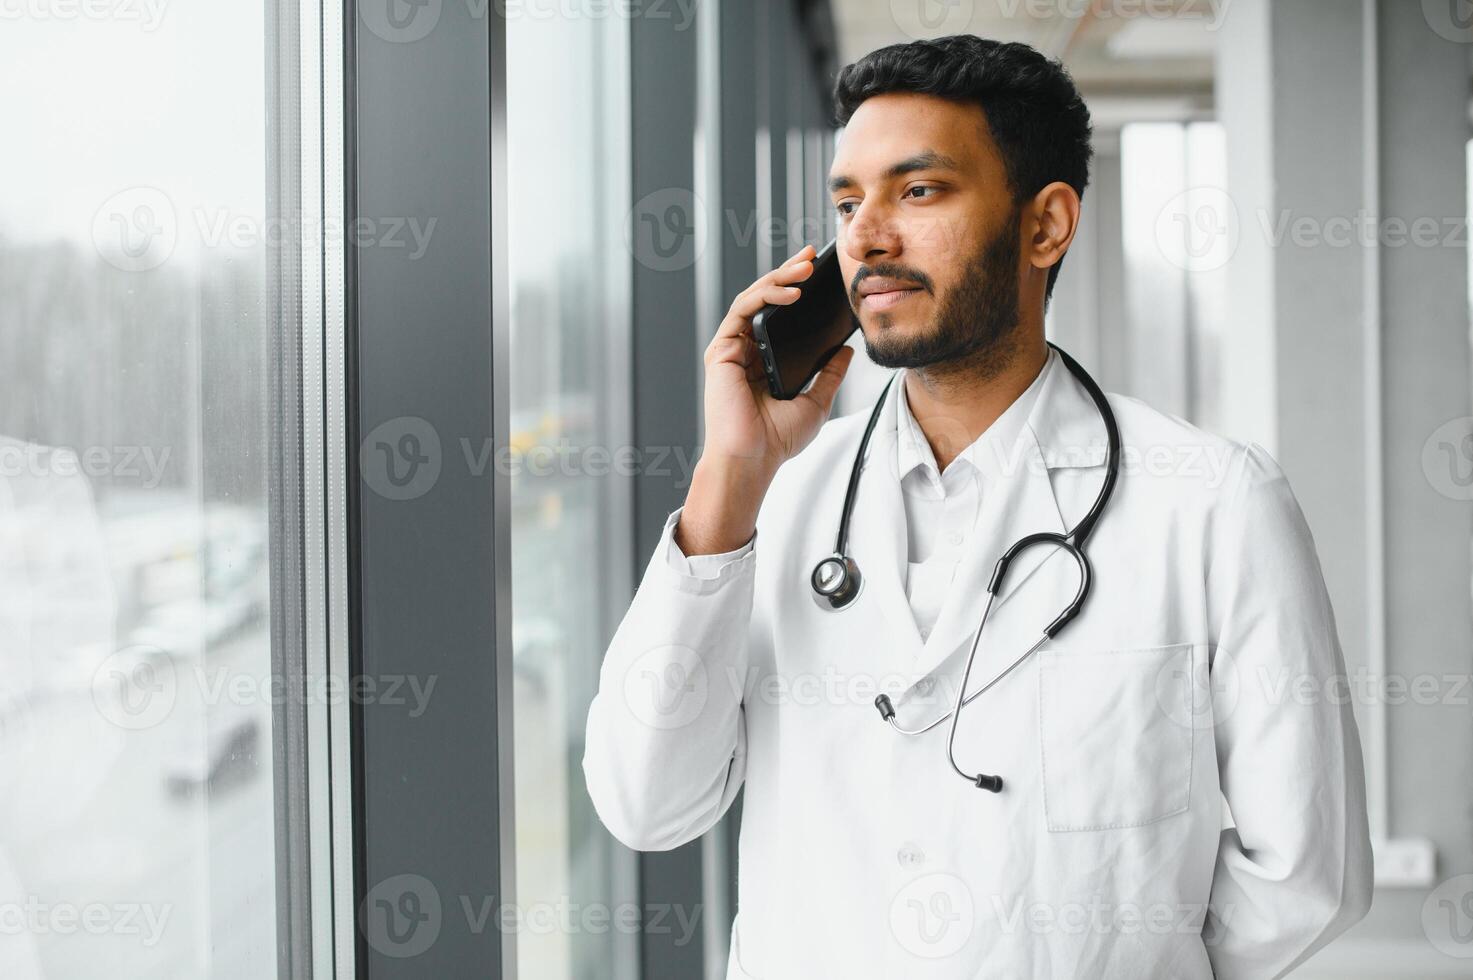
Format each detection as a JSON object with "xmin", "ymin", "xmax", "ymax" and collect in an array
[
  {"xmin": 844, "ymin": 344, "xmax": 1112, "ymax": 693},
  {"xmin": 893, "ymin": 346, "xmax": 1057, "ymax": 488}
]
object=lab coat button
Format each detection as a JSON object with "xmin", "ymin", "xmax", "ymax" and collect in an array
[
  {"xmin": 948, "ymin": 530, "xmax": 964, "ymax": 546},
  {"xmin": 896, "ymin": 843, "xmax": 925, "ymax": 868},
  {"xmin": 915, "ymin": 676, "xmax": 934, "ymax": 696}
]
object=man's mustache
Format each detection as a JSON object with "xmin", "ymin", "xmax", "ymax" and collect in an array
[{"xmin": 850, "ymin": 265, "xmax": 935, "ymax": 302}]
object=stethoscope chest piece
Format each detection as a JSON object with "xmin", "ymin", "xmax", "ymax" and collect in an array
[{"xmin": 810, "ymin": 553, "xmax": 862, "ymax": 610}]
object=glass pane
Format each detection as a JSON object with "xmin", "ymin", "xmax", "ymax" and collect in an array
[
  {"xmin": 1119, "ymin": 120, "xmax": 1227, "ymax": 428},
  {"xmin": 507, "ymin": 11, "xmax": 632, "ymax": 980},
  {"xmin": 0, "ymin": 7, "xmax": 282, "ymax": 978}
]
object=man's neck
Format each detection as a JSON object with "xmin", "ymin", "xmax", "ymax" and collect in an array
[{"xmin": 902, "ymin": 332, "xmax": 1048, "ymax": 474}]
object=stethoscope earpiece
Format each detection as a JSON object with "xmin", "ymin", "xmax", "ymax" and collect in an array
[{"xmin": 810, "ymin": 554, "xmax": 863, "ymax": 610}]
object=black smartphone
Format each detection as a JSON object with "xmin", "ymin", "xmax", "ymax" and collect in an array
[{"xmin": 750, "ymin": 239, "xmax": 860, "ymax": 400}]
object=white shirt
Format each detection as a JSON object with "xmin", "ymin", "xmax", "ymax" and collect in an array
[
  {"xmin": 670, "ymin": 348, "xmax": 1057, "ymax": 645},
  {"xmin": 895, "ymin": 349, "xmax": 1052, "ymax": 641}
]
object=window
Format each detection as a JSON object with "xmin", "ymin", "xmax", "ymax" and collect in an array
[
  {"xmin": 506, "ymin": 10, "xmax": 636, "ymax": 979},
  {"xmin": 1119, "ymin": 121, "xmax": 1228, "ymax": 431},
  {"xmin": 0, "ymin": 5, "xmax": 288, "ymax": 975}
]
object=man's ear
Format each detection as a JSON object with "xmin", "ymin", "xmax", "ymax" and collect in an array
[{"xmin": 1025, "ymin": 181, "xmax": 1082, "ymax": 274}]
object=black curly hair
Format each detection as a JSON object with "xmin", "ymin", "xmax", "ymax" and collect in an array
[{"xmin": 833, "ymin": 35, "xmax": 1093, "ymax": 302}]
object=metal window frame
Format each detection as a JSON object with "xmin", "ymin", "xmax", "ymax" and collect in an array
[
  {"xmin": 343, "ymin": 2, "xmax": 514, "ymax": 977},
  {"xmin": 271, "ymin": 0, "xmax": 356, "ymax": 974}
]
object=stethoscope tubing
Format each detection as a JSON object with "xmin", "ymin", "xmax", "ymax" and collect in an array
[{"xmin": 823, "ymin": 342, "xmax": 1121, "ymax": 792}]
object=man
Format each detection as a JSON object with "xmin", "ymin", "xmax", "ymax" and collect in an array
[{"xmin": 584, "ymin": 34, "xmax": 1372, "ymax": 979}]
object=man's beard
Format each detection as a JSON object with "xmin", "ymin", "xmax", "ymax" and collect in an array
[{"xmin": 859, "ymin": 212, "xmax": 1021, "ymax": 376}]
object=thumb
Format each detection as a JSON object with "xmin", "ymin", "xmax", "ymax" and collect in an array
[{"xmin": 800, "ymin": 344, "xmax": 855, "ymax": 417}]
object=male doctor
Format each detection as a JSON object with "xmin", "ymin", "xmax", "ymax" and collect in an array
[{"xmin": 585, "ymin": 34, "xmax": 1372, "ymax": 979}]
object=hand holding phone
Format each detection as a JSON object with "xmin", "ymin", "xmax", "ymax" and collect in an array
[
  {"xmin": 751, "ymin": 239, "xmax": 861, "ymax": 400},
  {"xmin": 678, "ymin": 244, "xmax": 855, "ymax": 557}
]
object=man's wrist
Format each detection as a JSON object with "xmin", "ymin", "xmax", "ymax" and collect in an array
[{"xmin": 675, "ymin": 456, "xmax": 775, "ymax": 556}]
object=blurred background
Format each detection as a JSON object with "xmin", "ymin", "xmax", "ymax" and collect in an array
[{"xmin": 0, "ymin": 0, "xmax": 1469, "ymax": 977}]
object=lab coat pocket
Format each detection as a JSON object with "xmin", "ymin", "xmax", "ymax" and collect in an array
[{"xmin": 1038, "ymin": 643, "xmax": 1194, "ymax": 832}]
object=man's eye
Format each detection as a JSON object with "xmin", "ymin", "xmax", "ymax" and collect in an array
[
  {"xmin": 835, "ymin": 201, "xmax": 857, "ymax": 216},
  {"xmin": 905, "ymin": 185, "xmax": 937, "ymax": 200}
]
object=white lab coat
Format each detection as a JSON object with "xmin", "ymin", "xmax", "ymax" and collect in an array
[{"xmin": 583, "ymin": 357, "xmax": 1373, "ymax": 979}]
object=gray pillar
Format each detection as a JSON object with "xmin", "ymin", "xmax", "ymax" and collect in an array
[
  {"xmin": 1218, "ymin": 0, "xmax": 1473, "ymax": 965},
  {"xmin": 1378, "ymin": 0, "xmax": 1473, "ymax": 885}
]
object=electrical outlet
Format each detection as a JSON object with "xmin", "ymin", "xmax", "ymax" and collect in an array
[{"xmin": 1373, "ymin": 837, "xmax": 1436, "ymax": 888}]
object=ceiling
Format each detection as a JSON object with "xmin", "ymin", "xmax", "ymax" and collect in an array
[{"xmin": 830, "ymin": 0, "xmax": 1219, "ymax": 137}]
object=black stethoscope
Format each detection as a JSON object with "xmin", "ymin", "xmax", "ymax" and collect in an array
[{"xmin": 809, "ymin": 342, "xmax": 1121, "ymax": 793}]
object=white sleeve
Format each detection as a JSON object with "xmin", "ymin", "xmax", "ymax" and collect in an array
[
  {"xmin": 1202, "ymin": 443, "xmax": 1374, "ymax": 978},
  {"xmin": 582, "ymin": 506, "xmax": 755, "ymax": 851}
]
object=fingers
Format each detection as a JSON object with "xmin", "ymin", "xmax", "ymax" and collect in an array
[
  {"xmin": 729, "ymin": 281, "xmax": 802, "ymax": 321},
  {"xmin": 712, "ymin": 245, "xmax": 818, "ymax": 342}
]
